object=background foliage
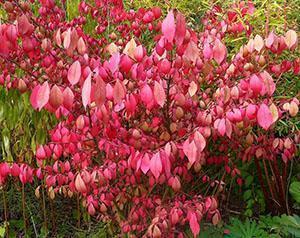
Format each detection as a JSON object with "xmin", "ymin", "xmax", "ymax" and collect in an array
[{"xmin": 0, "ymin": 0, "xmax": 299, "ymax": 237}]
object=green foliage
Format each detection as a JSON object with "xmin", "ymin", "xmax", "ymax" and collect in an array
[
  {"xmin": 66, "ymin": 0, "xmax": 80, "ymax": 21},
  {"xmin": 259, "ymin": 214, "xmax": 300, "ymax": 237},
  {"xmin": 0, "ymin": 88, "xmax": 56, "ymax": 164},
  {"xmin": 124, "ymin": 0, "xmax": 220, "ymax": 24},
  {"xmin": 0, "ymin": 223, "xmax": 6, "ymax": 238},
  {"xmin": 225, "ymin": 218, "xmax": 270, "ymax": 238},
  {"xmin": 289, "ymin": 181, "xmax": 300, "ymax": 203},
  {"xmin": 225, "ymin": 215, "xmax": 300, "ymax": 238}
]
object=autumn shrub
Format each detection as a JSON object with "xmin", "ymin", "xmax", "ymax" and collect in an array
[{"xmin": 0, "ymin": 0, "xmax": 299, "ymax": 237}]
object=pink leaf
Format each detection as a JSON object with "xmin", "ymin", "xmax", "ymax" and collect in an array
[
  {"xmin": 217, "ymin": 118, "xmax": 226, "ymax": 136},
  {"xmin": 140, "ymin": 84, "xmax": 153, "ymax": 105},
  {"xmin": 183, "ymin": 139, "xmax": 197, "ymax": 165},
  {"xmin": 257, "ymin": 103, "xmax": 273, "ymax": 130},
  {"xmin": 63, "ymin": 87, "xmax": 74, "ymax": 110},
  {"xmin": 175, "ymin": 12, "xmax": 186, "ymax": 46},
  {"xmin": 203, "ymin": 43, "xmax": 213, "ymax": 60},
  {"xmin": 150, "ymin": 152, "xmax": 162, "ymax": 179},
  {"xmin": 141, "ymin": 153, "xmax": 150, "ymax": 174},
  {"xmin": 153, "ymin": 81, "xmax": 166, "ymax": 107},
  {"xmin": 249, "ymin": 74, "xmax": 263, "ymax": 94},
  {"xmin": 213, "ymin": 39, "xmax": 227, "ymax": 64},
  {"xmin": 30, "ymin": 84, "xmax": 41, "ymax": 110},
  {"xmin": 113, "ymin": 79, "xmax": 125, "ymax": 104},
  {"xmin": 30, "ymin": 82, "xmax": 50, "ymax": 111},
  {"xmin": 68, "ymin": 61, "xmax": 81, "ymax": 85},
  {"xmin": 265, "ymin": 31, "xmax": 275, "ymax": 48},
  {"xmin": 189, "ymin": 212, "xmax": 200, "ymax": 237},
  {"xmin": 82, "ymin": 73, "xmax": 92, "ymax": 108},
  {"xmin": 108, "ymin": 52, "xmax": 120, "ymax": 74},
  {"xmin": 162, "ymin": 11, "xmax": 176, "ymax": 43}
]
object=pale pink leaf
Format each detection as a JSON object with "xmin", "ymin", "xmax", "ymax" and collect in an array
[
  {"xmin": 284, "ymin": 30, "xmax": 298, "ymax": 49},
  {"xmin": 184, "ymin": 41, "xmax": 200, "ymax": 63},
  {"xmin": 188, "ymin": 81, "xmax": 198, "ymax": 97},
  {"xmin": 153, "ymin": 81, "xmax": 166, "ymax": 107},
  {"xmin": 269, "ymin": 103, "xmax": 279, "ymax": 123},
  {"xmin": 225, "ymin": 118, "xmax": 232, "ymax": 138},
  {"xmin": 63, "ymin": 28, "xmax": 71, "ymax": 49},
  {"xmin": 68, "ymin": 61, "xmax": 81, "ymax": 85},
  {"xmin": 254, "ymin": 35, "xmax": 264, "ymax": 52},
  {"xmin": 113, "ymin": 79, "xmax": 125, "ymax": 104},
  {"xmin": 82, "ymin": 73, "xmax": 92, "ymax": 108},
  {"xmin": 194, "ymin": 131, "xmax": 206, "ymax": 152},
  {"xmin": 123, "ymin": 38, "xmax": 137, "ymax": 59},
  {"xmin": 183, "ymin": 139, "xmax": 197, "ymax": 165}
]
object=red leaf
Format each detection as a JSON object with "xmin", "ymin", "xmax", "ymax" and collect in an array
[
  {"xmin": 153, "ymin": 81, "xmax": 166, "ymax": 107},
  {"xmin": 257, "ymin": 103, "xmax": 273, "ymax": 130},
  {"xmin": 162, "ymin": 11, "xmax": 176, "ymax": 43},
  {"xmin": 175, "ymin": 12, "xmax": 186, "ymax": 46},
  {"xmin": 213, "ymin": 39, "xmax": 227, "ymax": 64},
  {"xmin": 94, "ymin": 76, "xmax": 106, "ymax": 107},
  {"xmin": 68, "ymin": 61, "xmax": 81, "ymax": 85},
  {"xmin": 113, "ymin": 79, "xmax": 125, "ymax": 104},
  {"xmin": 82, "ymin": 73, "xmax": 92, "ymax": 108},
  {"xmin": 150, "ymin": 152, "xmax": 162, "ymax": 179},
  {"xmin": 189, "ymin": 212, "xmax": 200, "ymax": 237}
]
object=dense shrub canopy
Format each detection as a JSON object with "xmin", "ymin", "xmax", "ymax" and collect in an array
[{"xmin": 0, "ymin": 0, "xmax": 299, "ymax": 237}]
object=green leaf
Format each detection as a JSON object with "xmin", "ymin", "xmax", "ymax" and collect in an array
[
  {"xmin": 243, "ymin": 190, "xmax": 252, "ymax": 200},
  {"xmin": 289, "ymin": 181, "xmax": 300, "ymax": 203},
  {"xmin": 0, "ymin": 225, "xmax": 5, "ymax": 238}
]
